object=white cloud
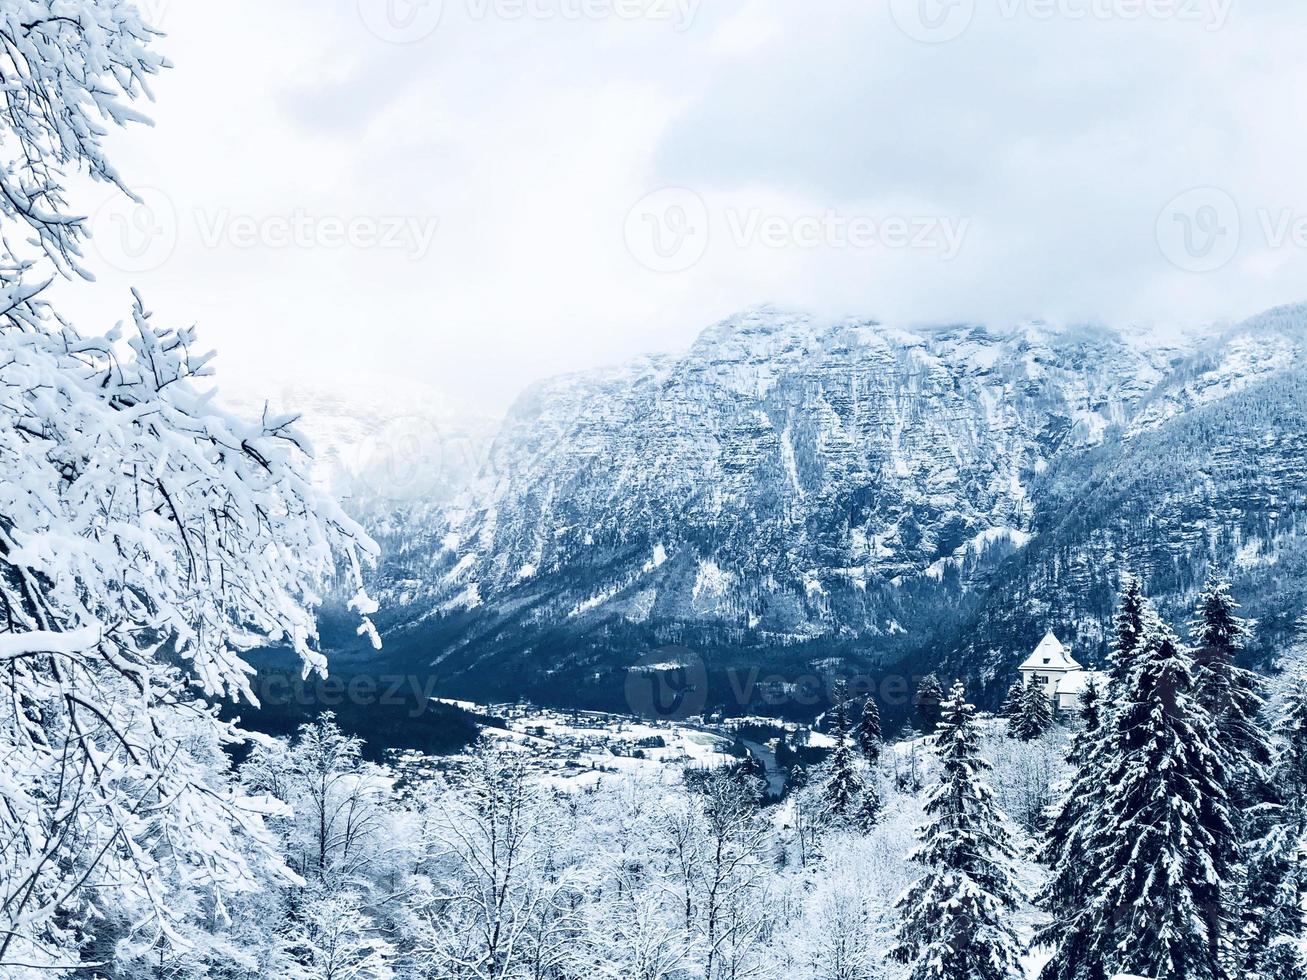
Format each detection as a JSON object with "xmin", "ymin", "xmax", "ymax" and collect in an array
[{"xmin": 51, "ymin": 0, "xmax": 1307, "ymax": 415}]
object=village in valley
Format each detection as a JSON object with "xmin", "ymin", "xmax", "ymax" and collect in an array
[{"xmin": 387, "ymin": 630, "xmax": 1109, "ymax": 807}]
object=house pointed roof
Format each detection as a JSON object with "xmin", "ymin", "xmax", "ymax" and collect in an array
[{"xmin": 1019, "ymin": 631, "xmax": 1082, "ymax": 672}]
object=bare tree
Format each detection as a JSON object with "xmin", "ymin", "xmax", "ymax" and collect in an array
[
  {"xmin": 413, "ymin": 744, "xmax": 578, "ymax": 979},
  {"xmin": 696, "ymin": 772, "xmax": 771, "ymax": 980}
]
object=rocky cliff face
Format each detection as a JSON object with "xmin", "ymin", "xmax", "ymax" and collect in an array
[{"xmin": 340, "ymin": 304, "xmax": 1307, "ymax": 722}]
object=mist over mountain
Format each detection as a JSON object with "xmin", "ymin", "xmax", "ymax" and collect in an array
[{"xmin": 323, "ymin": 304, "xmax": 1307, "ymax": 727}]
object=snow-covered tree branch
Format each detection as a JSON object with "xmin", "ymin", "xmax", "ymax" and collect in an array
[{"xmin": 0, "ymin": 2, "xmax": 379, "ymax": 971}]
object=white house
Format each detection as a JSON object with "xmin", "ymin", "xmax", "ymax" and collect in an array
[{"xmin": 1019, "ymin": 631, "xmax": 1106, "ymax": 713}]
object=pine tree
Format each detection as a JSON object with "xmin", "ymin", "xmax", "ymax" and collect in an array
[
  {"xmin": 1254, "ymin": 940, "xmax": 1307, "ymax": 980},
  {"xmin": 822, "ymin": 682, "xmax": 865, "ymax": 829},
  {"xmin": 1036, "ymin": 676, "xmax": 1107, "ymax": 967},
  {"xmin": 1280, "ymin": 676, "xmax": 1307, "ymax": 817},
  {"xmin": 999, "ymin": 681, "xmax": 1025, "ymax": 720},
  {"xmin": 1011, "ymin": 678, "xmax": 1053, "ymax": 741},
  {"xmin": 1237, "ymin": 682, "xmax": 1307, "ymax": 979},
  {"xmin": 1240, "ymin": 823, "xmax": 1306, "ymax": 980},
  {"xmin": 1190, "ymin": 579, "xmax": 1272, "ymax": 807},
  {"xmin": 1043, "ymin": 619, "xmax": 1236, "ymax": 980},
  {"xmin": 893, "ymin": 682, "xmax": 1024, "ymax": 980},
  {"xmin": 738, "ymin": 751, "xmax": 766, "ymax": 785},
  {"xmin": 1041, "ymin": 582, "xmax": 1146, "ymax": 956},
  {"xmin": 1076, "ymin": 675, "xmax": 1101, "ymax": 735},
  {"xmin": 858, "ymin": 697, "xmax": 883, "ymax": 765},
  {"xmin": 915, "ymin": 674, "xmax": 946, "ymax": 734},
  {"xmin": 895, "ymin": 723, "xmax": 926, "ymax": 794},
  {"xmin": 854, "ymin": 778, "xmax": 883, "ymax": 834},
  {"xmin": 1108, "ymin": 570, "xmax": 1148, "ymax": 689}
]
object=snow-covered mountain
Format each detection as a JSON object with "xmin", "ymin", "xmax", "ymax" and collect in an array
[
  {"xmin": 334, "ymin": 304, "xmax": 1307, "ymax": 721},
  {"xmin": 219, "ymin": 373, "xmax": 498, "ymax": 513}
]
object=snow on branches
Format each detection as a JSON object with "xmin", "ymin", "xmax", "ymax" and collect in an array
[
  {"xmin": 0, "ymin": 0, "xmax": 168, "ymax": 282},
  {"xmin": 0, "ymin": 287, "xmax": 382, "ymax": 970},
  {"xmin": 894, "ymin": 682, "xmax": 1025, "ymax": 980},
  {"xmin": 0, "ymin": 1, "xmax": 380, "ymax": 971}
]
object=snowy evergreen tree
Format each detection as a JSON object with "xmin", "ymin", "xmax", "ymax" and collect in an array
[
  {"xmin": 739, "ymin": 750, "xmax": 767, "ymax": 785},
  {"xmin": 1040, "ymin": 576, "xmax": 1150, "ymax": 977},
  {"xmin": 1280, "ymin": 676, "xmax": 1307, "ymax": 817},
  {"xmin": 892, "ymin": 682, "xmax": 1024, "ymax": 980},
  {"xmin": 858, "ymin": 696, "xmax": 883, "ymax": 765},
  {"xmin": 1189, "ymin": 581, "xmax": 1280, "ymax": 976},
  {"xmin": 914, "ymin": 674, "xmax": 946, "ymax": 734},
  {"xmin": 1191, "ymin": 579, "xmax": 1272, "ymax": 806},
  {"xmin": 822, "ymin": 682, "xmax": 868, "ymax": 829},
  {"xmin": 999, "ymin": 681, "xmax": 1025, "ymax": 720},
  {"xmin": 1036, "ymin": 676, "xmax": 1107, "ymax": 966},
  {"xmin": 1239, "ymin": 823, "xmax": 1305, "ymax": 980},
  {"xmin": 853, "ymin": 777, "xmax": 883, "ymax": 834},
  {"xmin": 1011, "ymin": 678, "xmax": 1054, "ymax": 741},
  {"xmin": 1076, "ymin": 676, "xmax": 1101, "ymax": 735},
  {"xmin": 1043, "ymin": 619, "xmax": 1236, "ymax": 980},
  {"xmin": 1108, "ymin": 571, "xmax": 1149, "ymax": 688},
  {"xmin": 1235, "ymin": 683, "xmax": 1307, "ymax": 979}
]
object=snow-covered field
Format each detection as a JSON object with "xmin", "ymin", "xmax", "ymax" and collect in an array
[{"xmin": 413, "ymin": 699, "xmax": 741, "ymax": 791}]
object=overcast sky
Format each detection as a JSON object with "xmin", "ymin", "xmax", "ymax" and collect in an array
[{"xmin": 56, "ymin": 0, "xmax": 1307, "ymax": 414}]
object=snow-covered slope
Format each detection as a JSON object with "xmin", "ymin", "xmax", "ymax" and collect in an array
[
  {"xmin": 373, "ymin": 309, "xmax": 1180, "ymax": 626},
  {"xmin": 336, "ymin": 304, "xmax": 1307, "ymax": 720}
]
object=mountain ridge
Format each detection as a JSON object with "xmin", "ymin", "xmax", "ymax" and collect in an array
[{"xmin": 332, "ymin": 302, "xmax": 1307, "ymax": 725}]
